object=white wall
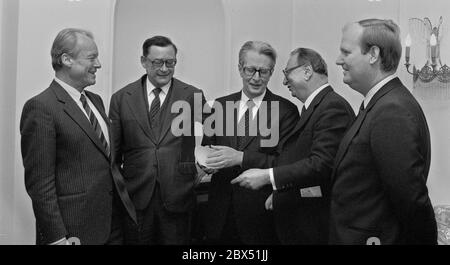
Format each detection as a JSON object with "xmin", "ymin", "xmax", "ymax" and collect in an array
[{"xmin": 0, "ymin": 0, "xmax": 19, "ymax": 245}]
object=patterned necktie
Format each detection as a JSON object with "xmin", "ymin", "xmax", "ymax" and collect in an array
[
  {"xmin": 149, "ymin": 88, "xmax": 162, "ymax": 127},
  {"xmin": 80, "ymin": 94, "xmax": 110, "ymax": 156},
  {"xmin": 237, "ymin": 99, "xmax": 256, "ymax": 150}
]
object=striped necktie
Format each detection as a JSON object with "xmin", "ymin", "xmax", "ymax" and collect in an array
[
  {"xmin": 149, "ymin": 87, "xmax": 162, "ymax": 127},
  {"xmin": 80, "ymin": 94, "xmax": 110, "ymax": 156},
  {"xmin": 237, "ymin": 99, "xmax": 256, "ymax": 150}
]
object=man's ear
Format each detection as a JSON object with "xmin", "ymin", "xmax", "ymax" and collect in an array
[
  {"xmin": 304, "ymin": 65, "xmax": 313, "ymax": 81},
  {"xmin": 369, "ymin": 45, "xmax": 380, "ymax": 65},
  {"xmin": 140, "ymin": 56, "xmax": 147, "ymax": 68},
  {"xmin": 60, "ymin": 53, "xmax": 73, "ymax": 68}
]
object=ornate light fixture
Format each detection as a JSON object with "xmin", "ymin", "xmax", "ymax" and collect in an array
[{"xmin": 405, "ymin": 16, "xmax": 450, "ymax": 83}]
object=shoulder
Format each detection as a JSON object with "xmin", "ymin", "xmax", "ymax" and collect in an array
[
  {"xmin": 112, "ymin": 76, "xmax": 144, "ymax": 98},
  {"xmin": 173, "ymin": 78, "xmax": 203, "ymax": 94}
]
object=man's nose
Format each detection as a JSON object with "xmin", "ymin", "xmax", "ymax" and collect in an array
[{"xmin": 95, "ymin": 58, "xmax": 101, "ymax": 68}]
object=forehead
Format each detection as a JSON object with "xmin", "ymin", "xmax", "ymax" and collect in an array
[
  {"xmin": 341, "ymin": 23, "xmax": 363, "ymax": 48},
  {"xmin": 75, "ymin": 35, "xmax": 98, "ymax": 56},
  {"xmin": 242, "ymin": 50, "xmax": 273, "ymax": 68},
  {"xmin": 286, "ymin": 54, "xmax": 299, "ymax": 67},
  {"xmin": 147, "ymin": 45, "xmax": 176, "ymax": 58}
]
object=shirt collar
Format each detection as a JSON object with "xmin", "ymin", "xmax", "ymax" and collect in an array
[
  {"xmin": 147, "ymin": 77, "xmax": 171, "ymax": 96},
  {"xmin": 304, "ymin": 83, "xmax": 329, "ymax": 110},
  {"xmin": 240, "ymin": 89, "xmax": 266, "ymax": 109},
  {"xmin": 54, "ymin": 77, "xmax": 84, "ymax": 99},
  {"xmin": 363, "ymin": 74, "xmax": 396, "ymax": 108}
]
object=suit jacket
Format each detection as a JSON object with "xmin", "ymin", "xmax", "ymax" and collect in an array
[
  {"xmin": 20, "ymin": 80, "xmax": 136, "ymax": 245},
  {"xmin": 329, "ymin": 77, "xmax": 437, "ymax": 245},
  {"xmin": 202, "ymin": 89, "xmax": 299, "ymax": 244},
  {"xmin": 109, "ymin": 75, "xmax": 204, "ymax": 212},
  {"xmin": 272, "ymin": 86, "xmax": 355, "ymax": 244}
]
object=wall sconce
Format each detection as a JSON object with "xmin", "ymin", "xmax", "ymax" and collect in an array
[{"xmin": 405, "ymin": 16, "xmax": 450, "ymax": 83}]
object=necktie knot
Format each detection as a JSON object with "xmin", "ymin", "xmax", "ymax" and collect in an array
[
  {"xmin": 153, "ymin": 87, "xmax": 162, "ymax": 96},
  {"xmin": 246, "ymin": 99, "xmax": 255, "ymax": 109},
  {"xmin": 360, "ymin": 102, "xmax": 365, "ymax": 111}
]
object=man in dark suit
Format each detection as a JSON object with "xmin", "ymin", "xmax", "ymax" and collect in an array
[
  {"xmin": 109, "ymin": 36, "xmax": 204, "ymax": 245},
  {"xmin": 330, "ymin": 19, "xmax": 437, "ymax": 244},
  {"xmin": 201, "ymin": 41, "xmax": 299, "ymax": 244},
  {"xmin": 20, "ymin": 28, "xmax": 136, "ymax": 245},
  {"xmin": 233, "ymin": 48, "xmax": 355, "ymax": 244}
]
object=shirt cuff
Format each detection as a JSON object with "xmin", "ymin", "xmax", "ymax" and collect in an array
[
  {"xmin": 49, "ymin": 238, "xmax": 66, "ymax": 245},
  {"xmin": 269, "ymin": 168, "xmax": 277, "ymax": 190}
]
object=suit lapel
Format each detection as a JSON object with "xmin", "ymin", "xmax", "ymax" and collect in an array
[
  {"xmin": 158, "ymin": 79, "xmax": 192, "ymax": 143},
  {"xmin": 51, "ymin": 81, "xmax": 109, "ymax": 159},
  {"xmin": 125, "ymin": 76, "xmax": 157, "ymax": 144},
  {"xmin": 331, "ymin": 78, "xmax": 400, "ymax": 181},
  {"xmin": 287, "ymin": 86, "xmax": 333, "ymax": 141}
]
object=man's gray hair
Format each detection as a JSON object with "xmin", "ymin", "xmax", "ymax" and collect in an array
[{"xmin": 51, "ymin": 28, "xmax": 94, "ymax": 71}]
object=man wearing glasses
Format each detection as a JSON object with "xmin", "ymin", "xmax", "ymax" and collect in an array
[
  {"xmin": 233, "ymin": 48, "xmax": 354, "ymax": 244},
  {"xmin": 200, "ymin": 41, "xmax": 299, "ymax": 244},
  {"xmin": 109, "ymin": 36, "xmax": 204, "ymax": 244}
]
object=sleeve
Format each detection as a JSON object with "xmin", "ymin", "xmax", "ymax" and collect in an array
[
  {"xmin": 273, "ymin": 100, "xmax": 354, "ymax": 191},
  {"xmin": 109, "ymin": 93, "xmax": 124, "ymax": 168},
  {"xmin": 370, "ymin": 104, "xmax": 437, "ymax": 243},
  {"xmin": 20, "ymin": 99, "xmax": 68, "ymax": 244},
  {"xmin": 241, "ymin": 101, "xmax": 300, "ymax": 170}
]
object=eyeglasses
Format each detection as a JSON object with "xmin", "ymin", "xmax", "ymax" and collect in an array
[
  {"xmin": 241, "ymin": 66, "xmax": 273, "ymax": 78},
  {"xmin": 147, "ymin": 58, "xmax": 177, "ymax": 68},
  {"xmin": 282, "ymin": 64, "xmax": 305, "ymax": 77}
]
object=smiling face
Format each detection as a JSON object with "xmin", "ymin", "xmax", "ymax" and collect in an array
[
  {"xmin": 67, "ymin": 35, "xmax": 101, "ymax": 90},
  {"xmin": 336, "ymin": 23, "xmax": 372, "ymax": 94},
  {"xmin": 141, "ymin": 45, "xmax": 176, "ymax": 88},
  {"xmin": 283, "ymin": 54, "xmax": 311, "ymax": 102},
  {"xmin": 239, "ymin": 50, "xmax": 274, "ymax": 99}
]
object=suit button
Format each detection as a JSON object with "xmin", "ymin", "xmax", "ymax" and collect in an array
[{"xmin": 109, "ymin": 190, "xmax": 113, "ymax": 196}]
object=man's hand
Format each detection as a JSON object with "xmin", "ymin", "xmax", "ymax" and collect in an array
[
  {"xmin": 265, "ymin": 193, "xmax": 273, "ymax": 211},
  {"xmin": 230, "ymin": 168, "xmax": 271, "ymax": 190},
  {"xmin": 205, "ymin": 145, "xmax": 243, "ymax": 169}
]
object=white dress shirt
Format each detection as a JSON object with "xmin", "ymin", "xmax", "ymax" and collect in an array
[
  {"xmin": 147, "ymin": 78, "xmax": 171, "ymax": 110},
  {"xmin": 54, "ymin": 77, "xmax": 109, "ymax": 145},
  {"xmin": 238, "ymin": 89, "xmax": 266, "ymax": 121}
]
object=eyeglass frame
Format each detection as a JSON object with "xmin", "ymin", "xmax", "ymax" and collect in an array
[
  {"xmin": 282, "ymin": 64, "xmax": 307, "ymax": 77},
  {"xmin": 240, "ymin": 64, "xmax": 274, "ymax": 78},
  {"xmin": 144, "ymin": 57, "xmax": 177, "ymax": 68}
]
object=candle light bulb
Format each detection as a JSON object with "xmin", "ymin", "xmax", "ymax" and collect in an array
[
  {"xmin": 405, "ymin": 34, "xmax": 411, "ymax": 47},
  {"xmin": 430, "ymin": 33, "xmax": 437, "ymax": 65},
  {"xmin": 430, "ymin": 34, "xmax": 437, "ymax": 46}
]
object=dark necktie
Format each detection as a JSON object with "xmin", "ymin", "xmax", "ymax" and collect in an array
[
  {"xmin": 149, "ymin": 88, "xmax": 162, "ymax": 127},
  {"xmin": 301, "ymin": 105, "xmax": 307, "ymax": 117},
  {"xmin": 237, "ymin": 99, "xmax": 256, "ymax": 150},
  {"xmin": 80, "ymin": 94, "xmax": 110, "ymax": 156}
]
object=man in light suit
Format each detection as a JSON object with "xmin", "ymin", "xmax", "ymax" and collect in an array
[
  {"xmin": 109, "ymin": 36, "xmax": 205, "ymax": 245},
  {"xmin": 233, "ymin": 48, "xmax": 354, "ymax": 244},
  {"xmin": 201, "ymin": 41, "xmax": 299, "ymax": 244},
  {"xmin": 330, "ymin": 19, "xmax": 437, "ymax": 244},
  {"xmin": 20, "ymin": 28, "xmax": 136, "ymax": 245}
]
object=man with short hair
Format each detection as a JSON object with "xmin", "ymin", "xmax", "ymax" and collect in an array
[
  {"xmin": 20, "ymin": 28, "xmax": 136, "ymax": 245},
  {"xmin": 109, "ymin": 36, "xmax": 204, "ymax": 245},
  {"xmin": 201, "ymin": 41, "xmax": 299, "ymax": 244},
  {"xmin": 233, "ymin": 48, "xmax": 354, "ymax": 244},
  {"xmin": 330, "ymin": 19, "xmax": 437, "ymax": 244}
]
